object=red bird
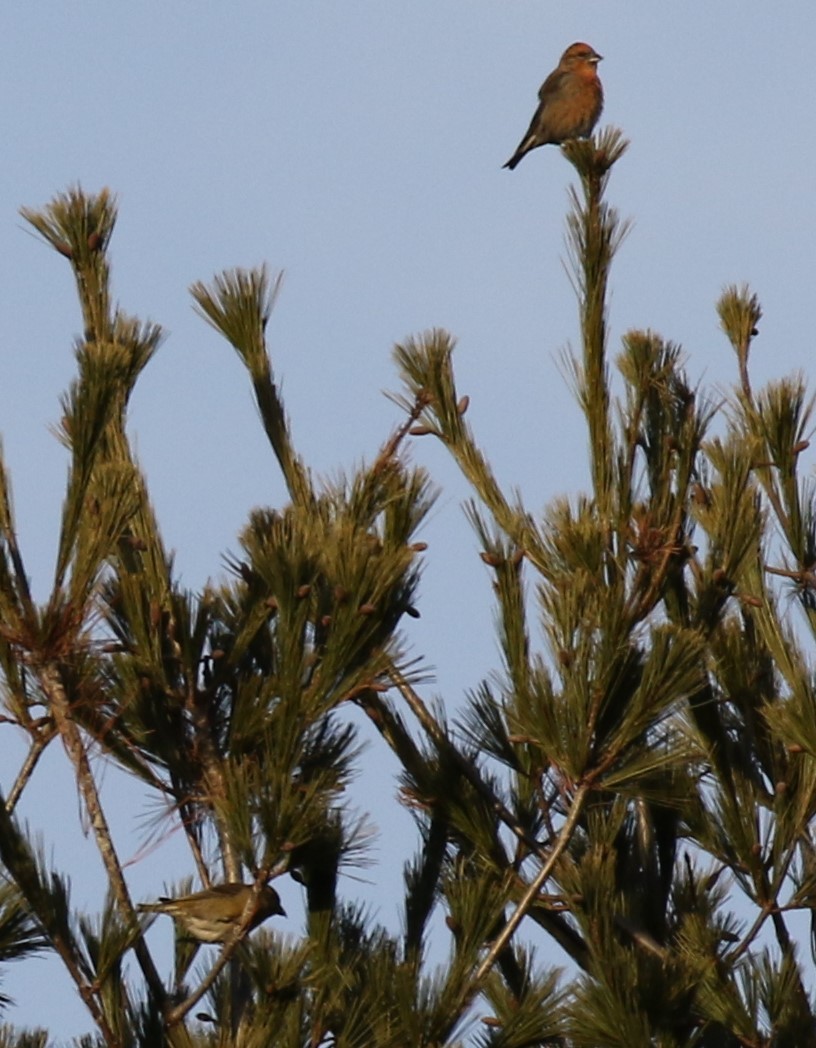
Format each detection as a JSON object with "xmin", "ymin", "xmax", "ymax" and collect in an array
[{"xmin": 503, "ymin": 42, "xmax": 603, "ymax": 170}]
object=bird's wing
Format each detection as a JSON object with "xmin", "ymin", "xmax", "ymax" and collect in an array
[
  {"xmin": 517, "ymin": 103, "xmax": 545, "ymax": 145},
  {"xmin": 208, "ymin": 883, "xmax": 244, "ymax": 898},
  {"xmin": 537, "ymin": 67, "xmax": 570, "ymax": 105}
]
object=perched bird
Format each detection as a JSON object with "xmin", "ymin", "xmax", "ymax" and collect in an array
[
  {"xmin": 503, "ymin": 42, "xmax": 603, "ymax": 170},
  {"xmin": 138, "ymin": 882, "xmax": 285, "ymax": 943}
]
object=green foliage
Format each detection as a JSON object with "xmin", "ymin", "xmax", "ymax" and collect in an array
[{"xmin": 3, "ymin": 131, "xmax": 816, "ymax": 1045}]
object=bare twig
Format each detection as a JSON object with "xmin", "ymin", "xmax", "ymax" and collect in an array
[
  {"xmin": 5, "ymin": 724, "xmax": 57, "ymax": 812},
  {"xmin": 40, "ymin": 662, "xmax": 167, "ymax": 1014},
  {"xmin": 372, "ymin": 390, "xmax": 431, "ymax": 473},
  {"xmin": 471, "ymin": 780, "xmax": 590, "ymax": 985}
]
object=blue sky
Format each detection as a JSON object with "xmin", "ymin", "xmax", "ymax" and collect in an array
[{"xmin": 1, "ymin": 3, "xmax": 815, "ymax": 1038}]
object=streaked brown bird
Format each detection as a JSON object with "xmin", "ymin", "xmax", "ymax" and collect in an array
[
  {"xmin": 138, "ymin": 882, "xmax": 285, "ymax": 943},
  {"xmin": 503, "ymin": 42, "xmax": 603, "ymax": 170}
]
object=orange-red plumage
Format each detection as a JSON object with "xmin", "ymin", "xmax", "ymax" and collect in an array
[{"xmin": 503, "ymin": 42, "xmax": 603, "ymax": 170}]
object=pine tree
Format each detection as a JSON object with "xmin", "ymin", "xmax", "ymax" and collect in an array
[{"xmin": 1, "ymin": 130, "xmax": 815, "ymax": 1045}]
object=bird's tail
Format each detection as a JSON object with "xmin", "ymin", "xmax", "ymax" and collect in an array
[
  {"xmin": 137, "ymin": 900, "xmax": 170, "ymax": 914},
  {"xmin": 503, "ymin": 136, "xmax": 534, "ymax": 170}
]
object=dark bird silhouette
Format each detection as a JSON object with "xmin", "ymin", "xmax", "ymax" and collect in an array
[
  {"xmin": 503, "ymin": 42, "xmax": 603, "ymax": 170},
  {"xmin": 138, "ymin": 882, "xmax": 285, "ymax": 943}
]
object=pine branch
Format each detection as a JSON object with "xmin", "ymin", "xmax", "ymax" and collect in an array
[
  {"xmin": 390, "ymin": 670, "xmax": 546, "ymax": 860},
  {"xmin": 457, "ymin": 781, "xmax": 591, "ymax": 1020},
  {"xmin": 20, "ymin": 186, "xmax": 118, "ymax": 344},
  {"xmin": 562, "ymin": 129, "xmax": 630, "ymax": 521},
  {"xmin": 0, "ymin": 447, "xmax": 33, "ymax": 616},
  {"xmin": 0, "ymin": 799, "xmax": 119, "ymax": 1045},
  {"xmin": 392, "ymin": 330, "xmax": 549, "ymax": 576},
  {"xmin": 190, "ymin": 267, "xmax": 312, "ymax": 507},
  {"xmin": 718, "ymin": 284, "xmax": 762, "ymax": 403}
]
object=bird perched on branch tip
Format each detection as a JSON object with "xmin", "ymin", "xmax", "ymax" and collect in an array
[
  {"xmin": 503, "ymin": 42, "xmax": 603, "ymax": 170},
  {"xmin": 138, "ymin": 882, "xmax": 285, "ymax": 943}
]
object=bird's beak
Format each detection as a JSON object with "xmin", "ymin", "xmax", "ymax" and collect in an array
[{"xmin": 592, "ymin": 53, "xmax": 603, "ymax": 63}]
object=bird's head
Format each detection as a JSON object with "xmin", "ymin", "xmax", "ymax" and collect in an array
[
  {"xmin": 259, "ymin": 884, "xmax": 287, "ymax": 919},
  {"xmin": 561, "ymin": 42, "xmax": 603, "ymax": 69}
]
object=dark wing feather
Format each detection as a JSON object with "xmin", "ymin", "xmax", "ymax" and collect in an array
[{"xmin": 537, "ymin": 66, "xmax": 570, "ymax": 104}]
